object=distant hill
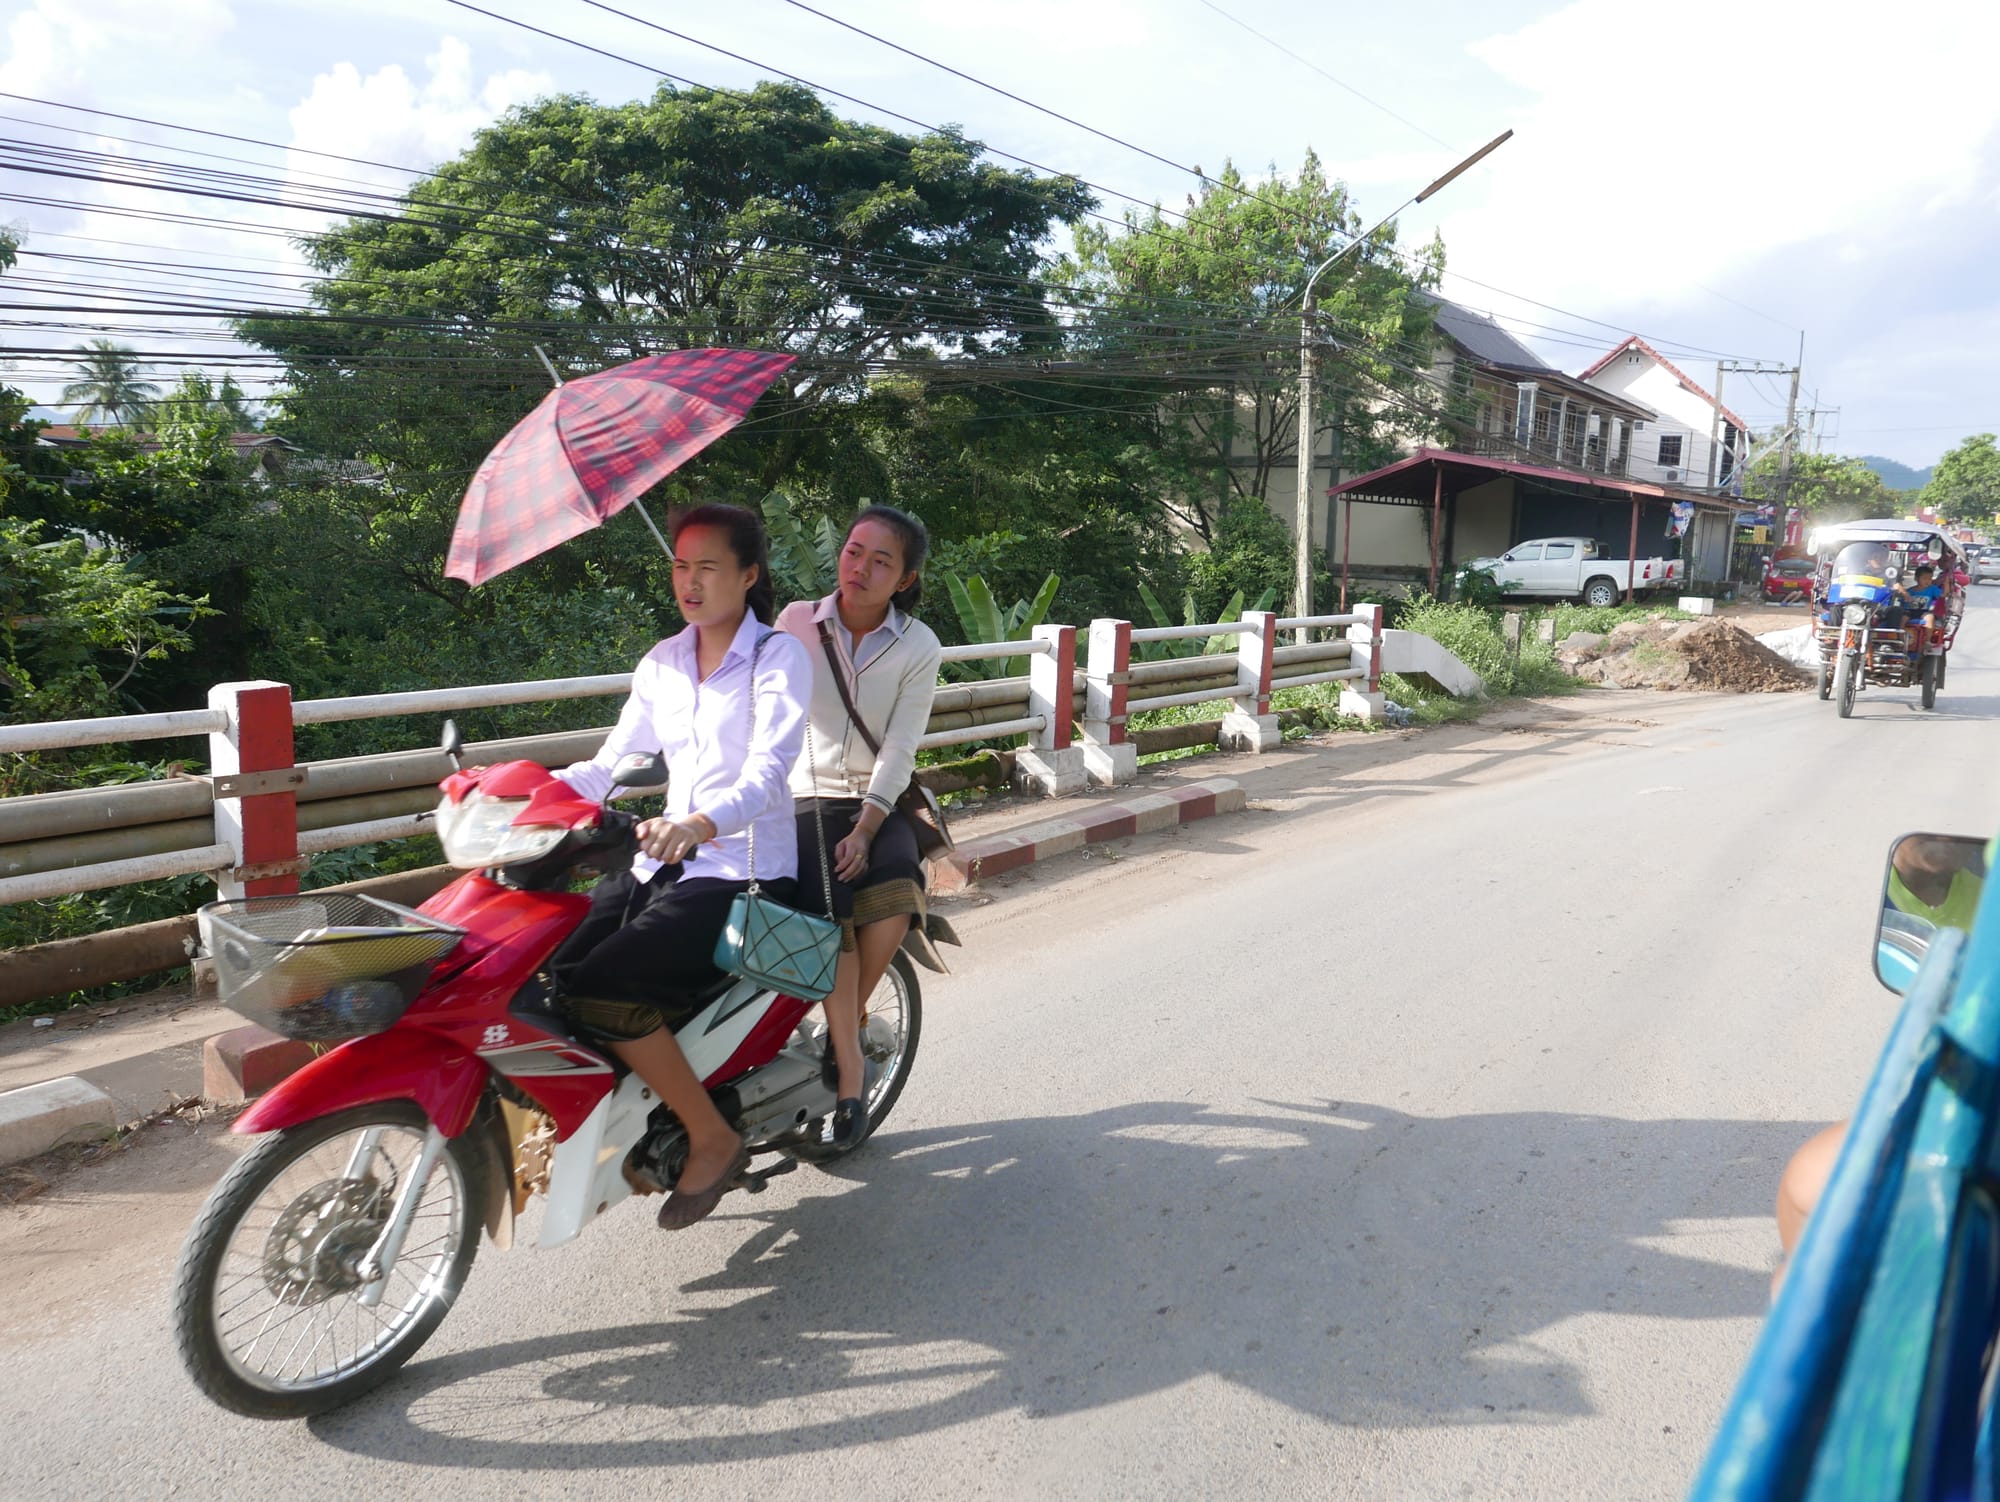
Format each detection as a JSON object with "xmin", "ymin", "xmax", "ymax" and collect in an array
[{"xmin": 1860, "ymin": 454, "xmax": 1933, "ymax": 492}]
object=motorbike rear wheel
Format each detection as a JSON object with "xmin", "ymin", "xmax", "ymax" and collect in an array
[
  {"xmin": 1834, "ymin": 652, "xmax": 1857, "ymax": 719},
  {"xmin": 788, "ymin": 950, "xmax": 923, "ymax": 1163},
  {"xmin": 172, "ymin": 1101, "xmax": 482, "ymax": 1418},
  {"xmin": 1920, "ymin": 654, "xmax": 1938, "ymax": 710}
]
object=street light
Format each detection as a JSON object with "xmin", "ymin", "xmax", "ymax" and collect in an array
[{"xmin": 1292, "ymin": 129, "xmax": 1513, "ymax": 637}]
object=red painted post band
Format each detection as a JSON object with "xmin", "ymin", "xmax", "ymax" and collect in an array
[
  {"xmin": 1106, "ymin": 619, "xmax": 1131, "ymax": 746},
  {"xmin": 1049, "ymin": 624, "xmax": 1076, "ymax": 750},
  {"xmin": 1367, "ymin": 605, "xmax": 1384, "ymax": 693}
]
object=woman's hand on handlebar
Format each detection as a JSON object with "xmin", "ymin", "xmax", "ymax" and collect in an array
[{"xmin": 637, "ymin": 812, "xmax": 715, "ymax": 864}]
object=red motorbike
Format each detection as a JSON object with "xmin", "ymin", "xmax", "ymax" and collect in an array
[{"xmin": 172, "ymin": 730, "xmax": 939, "ymax": 1418}]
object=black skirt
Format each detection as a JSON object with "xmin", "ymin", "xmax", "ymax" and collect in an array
[{"xmin": 794, "ymin": 798, "xmax": 927, "ymax": 950}]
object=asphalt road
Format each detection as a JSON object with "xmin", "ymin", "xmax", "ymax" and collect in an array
[{"xmin": 6, "ymin": 590, "xmax": 2000, "ymax": 1501}]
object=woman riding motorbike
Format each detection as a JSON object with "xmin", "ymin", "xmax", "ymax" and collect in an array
[
  {"xmin": 551, "ymin": 503, "xmax": 811, "ymax": 1228},
  {"xmin": 775, "ymin": 506, "xmax": 943, "ymax": 1145}
]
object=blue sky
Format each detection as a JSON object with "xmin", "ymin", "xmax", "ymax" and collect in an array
[{"xmin": 2, "ymin": 0, "xmax": 1994, "ymax": 467}]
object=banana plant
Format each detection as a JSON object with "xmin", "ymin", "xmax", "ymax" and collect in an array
[
  {"xmin": 761, "ymin": 490, "xmax": 842, "ymax": 601},
  {"xmin": 1133, "ymin": 584, "xmax": 1278, "ymax": 661},
  {"xmin": 944, "ymin": 571, "xmax": 1061, "ymax": 678}
]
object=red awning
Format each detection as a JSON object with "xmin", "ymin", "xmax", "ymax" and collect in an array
[{"xmin": 1326, "ymin": 446, "xmax": 1735, "ymax": 508}]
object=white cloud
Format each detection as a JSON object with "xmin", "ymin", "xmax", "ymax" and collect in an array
[
  {"xmin": 0, "ymin": 0, "xmax": 235, "ymax": 98},
  {"xmin": 1436, "ymin": 0, "xmax": 2000, "ymax": 314},
  {"xmin": 287, "ymin": 37, "xmax": 553, "ymax": 188}
]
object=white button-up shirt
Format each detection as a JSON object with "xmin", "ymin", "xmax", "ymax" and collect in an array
[{"xmin": 558, "ymin": 612, "xmax": 810, "ymax": 885}]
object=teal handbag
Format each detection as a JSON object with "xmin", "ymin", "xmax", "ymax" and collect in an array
[{"xmin": 713, "ymin": 635, "xmax": 842, "ymax": 1000}]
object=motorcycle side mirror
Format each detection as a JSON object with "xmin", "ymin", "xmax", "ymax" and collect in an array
[
  {"xmin": 441, "ymin": 718, "xmax": 464, "ymax": 771},
  {"xmin": 1875, "ymin": 832, "xmax": 1989, "ymax": 994},
  {"xmin": 609, "ymin": 751, "xmax": 667, "ymax": 793}
]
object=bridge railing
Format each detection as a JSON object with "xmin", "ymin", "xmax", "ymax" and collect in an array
[{"xmin": 0, "ymin": 606, "xmax": 1413, "ymax": 1002}]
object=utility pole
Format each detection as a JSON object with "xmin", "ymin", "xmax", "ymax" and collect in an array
[
  {"xmin": 1293, "ymin": 286, "xmax": 1316, "ymax": 644},
  {"xmin": 1777, "ymin": 335, "xmax": 1803, "ymax": 537},
  {"xmin": 1707, "ymin": 362, "xmax": 1728, "ymax": 489}
]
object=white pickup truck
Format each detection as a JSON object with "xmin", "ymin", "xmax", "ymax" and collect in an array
[{"xmin": 1464, "ymin": 537, "xmax": 1682, "ymax": 607}]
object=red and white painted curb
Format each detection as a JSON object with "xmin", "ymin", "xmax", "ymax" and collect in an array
[{"xmin": 930, "ymin": 777, "xmax": 1245, "ymax": 893}]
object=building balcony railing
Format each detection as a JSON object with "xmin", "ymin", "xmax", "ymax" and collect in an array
[{"xmin": 1457, "ymin": 432, "xmax": 1632, "ymax": 479}]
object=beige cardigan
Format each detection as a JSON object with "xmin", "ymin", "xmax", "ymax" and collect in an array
[{"xmin": 776, "ymin": 595, "xmax": 943, "ymax": 810}]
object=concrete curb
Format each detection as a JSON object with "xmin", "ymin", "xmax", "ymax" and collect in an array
[
  {"xmin": 7, "ymin": 773, "xmax": 1252, "ymax": 1127},
  {"xmin": 930, "ymin": 777, "xmax": 1245, "ymax": 894},
  {"xmin": 204, "ymin": 1025, "xmax": 318, "ymax": 1105},
  {"xmin": 0, "ymin": 1075, "xmax": 118, "ymax": 1166}
]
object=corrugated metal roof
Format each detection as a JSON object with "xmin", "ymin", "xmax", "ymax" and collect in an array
[{"xmin": 1424, "ymin": 295, "xmax": 1552, "ymax": 372}]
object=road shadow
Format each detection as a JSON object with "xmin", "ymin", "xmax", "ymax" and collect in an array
[
  {"xmin": 1829, "ymin": 692, "xmax": 2000, "ymax": 724},
  {"xmin": 308, "ymin": 1098, "xmax": 1807, "ymax": 1470}
]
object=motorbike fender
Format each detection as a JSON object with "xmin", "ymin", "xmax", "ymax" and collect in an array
[
  {"xmin": 538, "ymin": 1073, "xmax": 655, "ymax": 1249},
  {"xmin": 232, "ymin": 1028, "xmax": 487, "ymax": 1139}
]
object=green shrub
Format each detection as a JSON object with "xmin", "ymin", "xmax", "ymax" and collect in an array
[{"xmin": 1395, "ymin": 597, "xmax": 1573, "ymax": 698}]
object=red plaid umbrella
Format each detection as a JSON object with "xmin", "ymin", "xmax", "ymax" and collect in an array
[{"xmin": 444, "ymin": 347, "xmax": 796, "ymax": 587}]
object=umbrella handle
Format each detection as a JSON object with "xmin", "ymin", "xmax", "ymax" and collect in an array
[{"xmin": 629, "ymin": 500, "xmax": 675, "ymax": 560}]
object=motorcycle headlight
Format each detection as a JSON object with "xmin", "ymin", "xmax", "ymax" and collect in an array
[
  {"xmin": 434, "ymin": 790, "xmax": 568, "ymax": 868},
  {"xmin": 1842, "ymin": 603, "xmax": 1870, "ymax": 625}
]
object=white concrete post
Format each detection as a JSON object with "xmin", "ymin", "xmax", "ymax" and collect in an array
[
  {"xmin": 1013, "ymin": 624, "xmax": 1086, "ymax": 797},
  {"xmin": 1219, "ymin": 610, "xmax": 1281, "ymax": 752},
  {"xmin": 1340, "ymin": 603, "xmax": 1387, "ymax": 722},
  {"xmin": 1080, "ymin": 618, "xmax": 1137, "ymax": 787}
]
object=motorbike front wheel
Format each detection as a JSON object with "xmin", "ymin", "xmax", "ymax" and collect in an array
[
  {"xmin": 172, "ymin": 1101, "xmax": 482, "ymax": 1419},
  {"xmin": 1834, "ymin": 651, "xmax": 1857, "ymax": 719}
]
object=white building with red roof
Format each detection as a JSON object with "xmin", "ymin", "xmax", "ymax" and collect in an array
[{"xmin": 1579, "ymin": 336, "xmax": 1750, "ymax": 491}]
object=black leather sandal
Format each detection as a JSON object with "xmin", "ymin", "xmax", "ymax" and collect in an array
[
  {"xmin": 831, "ymin": 1097, "xmax": 865, "ymax": 1148},
  {"xmin": 657, "ymin": 1139, "xmax": 751, "ymax": 1230}
]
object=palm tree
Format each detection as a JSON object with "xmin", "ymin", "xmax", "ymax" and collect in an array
[{"xmin": 59, "ymin": 339, "xmax": 160, "ymax": 429}]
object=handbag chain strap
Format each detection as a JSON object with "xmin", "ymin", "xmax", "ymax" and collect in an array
[{"xmin": 741, "ymin": 630, "xmax": 835, "ymax": 917}]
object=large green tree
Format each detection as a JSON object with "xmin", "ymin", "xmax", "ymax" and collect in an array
[
  {"xmin": 228, "ymin": 81, "xmax": 1101, "ymax": 679},
  {"xmin": 1059, "ymin": 154, "xmax": 1444, "ymax": 544},
  {"xmin": 244, "ymin": 81, "xmax": 1094, "ymax": 489},
  {"xmin": 1920, "ymin": 434, "xmax": 2000, "ymax": 528}
]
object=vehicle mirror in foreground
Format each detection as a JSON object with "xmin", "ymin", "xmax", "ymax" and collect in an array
[
  {"xmin": 609, "ymin": 751, "xmax": 667, "ymax": 793},
  {"xmin": 441, "ymin": 718, "xmax": 464, "ymax": 770},
  {"xmin": 1875, "ymin": 832, "xmax": 1989, "ymax": 994}
]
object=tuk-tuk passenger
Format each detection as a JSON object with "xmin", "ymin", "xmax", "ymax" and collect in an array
[{"xmin": 1885, "ymin": 563, "xmax": 1943, "ymax": 654}]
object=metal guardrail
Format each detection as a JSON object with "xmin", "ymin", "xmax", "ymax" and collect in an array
[{"xmin": 0, "ymin": 606, "xmax": 1404, "ymax": 1002}]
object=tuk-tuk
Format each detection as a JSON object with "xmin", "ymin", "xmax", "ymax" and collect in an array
[
  {"xmin": 1689, "ymin": 830, "xmax": 1999, "ymax": 1500},
  {"xmin": 1808, "ymin": 520, "xmax": 1965, "ymax": 716}
]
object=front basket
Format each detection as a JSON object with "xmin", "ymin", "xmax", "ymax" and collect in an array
[{"xmin": 198, "ymin": 893, "xmax": 465, "ymax": 1042}]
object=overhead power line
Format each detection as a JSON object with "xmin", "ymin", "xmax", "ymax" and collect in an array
[
  {"xmin": 0, "ymin": 80, "xmax": 1782, "ymax": 371},
  {"xmin": 1192, "ymin": 0, "xmax": 1450, "ymax": 147}
]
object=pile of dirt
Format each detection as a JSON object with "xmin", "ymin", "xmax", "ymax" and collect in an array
[{"xmin": 1563, "ymin": 617, "xmax": 1809, "ymax": 693}]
